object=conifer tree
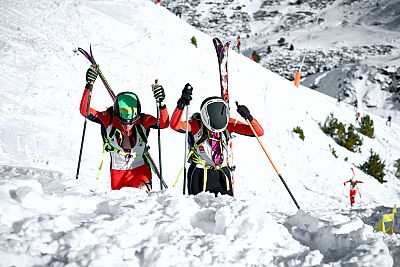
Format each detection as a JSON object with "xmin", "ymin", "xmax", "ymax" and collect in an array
[
  {"xmin": 359, "ymin": 114, "xmax": 375, "ymax": 138},
  {"xmin": 359, "ymin": 149, "xmax": 386, "ymax": 183}
]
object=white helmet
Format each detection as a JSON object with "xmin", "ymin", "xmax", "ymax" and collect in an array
[{"xmin": 200, "ymin": 96, "xmax": 230, "ymax": 132}]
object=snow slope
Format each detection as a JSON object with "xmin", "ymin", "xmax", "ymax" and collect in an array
[
  {"xmin": 0, "ymin": 0, "xmax": 399, "ymax": 266},
  {"xmin": 163, "ymin": 0, "xmax": 400, "ymax": 123}
]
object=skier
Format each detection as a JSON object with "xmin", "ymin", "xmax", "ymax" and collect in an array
[
  {"xmin": 386, "ymin": 115, "xmax": 392, "ymax": 127},
  {"xmin": 79, "ymin": 65, "xmax": 169, "ymax": 191},
  {"xmin": 337, "ymin": 94, "xmax": 342, "ymax": 106},
  {"xmin": 356, "ymin": 111, "xmax": 360, "ymax": 123},
  {"xmin": 154, "ymin": 0, "xmax": 161, "ymax": 5},
  {"xmin": 343, "ymin": 168, "xmax": 363, "ymax": 206},
  {"xmin": 170, "ymin": 84, "xmax": 264, "ymax": 196},
  {"xmin": 353, "ymin": 99, "xmax": 358, "ymax": 111},
  {"xmin": 235, "ymin": 36, "xmax": 241, "ymax": 52}
]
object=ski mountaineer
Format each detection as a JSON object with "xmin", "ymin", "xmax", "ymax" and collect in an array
[
  {"xmin": 79, "ymin": 65, "xmax": 169, "ymax": 191},
  {"xmin": 170, "ymin": 84, "xmax": 264, "ymax": 196},
  {"xmin": 343, "ymin": 168, "xmax": 363, "ymax": 206},
  {"xmin": 236, "ymin": 36, "xmax": 241, "ymax": 52},
  {"xmin": 386, "ymin": 115, "xmax": 392, "ymax": 127}
]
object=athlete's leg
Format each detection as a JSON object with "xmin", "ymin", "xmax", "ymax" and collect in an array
[
  {"xmin": 110, "ymin": 165, "xmax": 152, "ymax": 190},
  {"xmin": 187, "ymin": 163, "xmax": 203, "ymax": 195}
]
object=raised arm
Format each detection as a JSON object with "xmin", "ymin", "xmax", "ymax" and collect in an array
[
  {"xmin": 141, "ymin": 106, "xmax": 169, "ymax": 129},
  {"xmin": 229, "ymin": 102, "xmax": 264, "ymax": 137},
  {"xmin": 79, "ymin": 66, "xmax": 110, "ymax": 124}
]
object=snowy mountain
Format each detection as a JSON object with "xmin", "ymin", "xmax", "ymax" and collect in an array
[
  {"xmin": 0, "ymin": 0, "xmax": 400, "ymax": 266},
  {"xmin": 162, "ymin": 0, "xmax": 400, "ymax": 123}
]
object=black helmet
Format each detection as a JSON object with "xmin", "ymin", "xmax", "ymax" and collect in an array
[
  {"xmin": 200, "ymin": 96, "xmax": 230, "ymax": 132},
  {"xmin": 113, "ymin": 92, "xmax": 141, "ymax": 125}
]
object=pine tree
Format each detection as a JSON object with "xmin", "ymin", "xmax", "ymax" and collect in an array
[
  {"xmin": 320, "ymin": 113, "xmax": 362, "ymax": 152},
  {"xmin": 359, "ymin": 149, "xmax": 386, "ymax": 183},
  {"xmin": 359, "ymin": 114, "xmax": 375, "ymax": 138},
  {"xmin": 341, "ymin": 124, "xmax": 363, "ymax": 152},
  {"xmin": 320, "ymin": 113, "xmax": 338, "ymax": 137}
]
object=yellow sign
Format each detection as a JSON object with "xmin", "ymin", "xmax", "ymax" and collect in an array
[{"xmin": 374, "ymin": 205, "xmax": 397, "ymax": 234}]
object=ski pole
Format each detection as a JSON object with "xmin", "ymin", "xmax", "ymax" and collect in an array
[
  {"xmin": 76, "ymin": 85, "xmax": 94, "ymax": 179},
  {"xmin": 152, "ymin": 79, "xmax": 164, "ymax": 190},
  {"xmin": 183, "ymin": 105, "xmax": 190, "ymax": 195},
  {"xmin": 156, "ymin": 104, "xmax": 164, "ymax": 190},
  {"xmin": 236, "ymin": 102, "xmax": 300, "ymax": 209},
  {"xmin": 144, "ymin": 151, "xmax": 168, "ymax": 189}
]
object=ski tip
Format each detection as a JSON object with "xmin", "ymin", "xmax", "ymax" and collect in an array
[{"xmin": 213, "ymin": 37, "xmax": 222, "ymax": 46}]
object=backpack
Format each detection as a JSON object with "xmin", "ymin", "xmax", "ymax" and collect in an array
[
  {"xmin": 95, "ymin": 107, "xmax": 151, "ymax": 179},
  {"xmin": 187, "ymin": 112, "xmax": 230, "ymax": 166},
  {"xmin": 101, "ymin": 106, "xmax": 148, "ymax": 154}
]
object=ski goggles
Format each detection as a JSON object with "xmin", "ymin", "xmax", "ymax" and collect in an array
[
  {"xmin": 200, "ymin": 98, "xmax": 230, "ymax": 132},
  {"xmin": 119, "ymin": 107, "xmax": 138, "ymax": 121}
]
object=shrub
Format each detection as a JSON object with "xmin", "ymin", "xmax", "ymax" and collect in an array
[
  {"xmin": 289, "ymin": 44, "xmax": 294, "ymax": 50},
  {"xmin": 359, "ymin": 149, "xmax": 386, "ymax": 183},
  {"xmin": 320, "ymin": 113, "xmax": 346, "ymax": 140},
  {"xmin": 358, "ymin": 114, "xmax": 375, "ymax": 138},
  {"xmin": 338, "ymin": 124, "xmax": 363, "ymax": 153},
  {"xmin": 293, "ymin": 126, "xmax": 305, "ymax": 140},
  {"xmin": 191, "ymin": 36, "xmax": 197, "ymax": 48},
  {"xmin": 329, "ymin": 144, "xmax": 338, "ymax": 158},
  {"xmin": 395, "ymin": 159, "xmax": 400, "ymax": 179},
  {"xmin": 320, "ymin": 113, "xmax": 362, "ymax": 152},
  {"xmin": 320, "ymin": 113, "xmax": 338, "ymax": 137},
  {"xmin": 278, "ymin": 37, "xmax": 286, "ymax": 46},
  {"xmin": 251, "ymin": 51, "xmax": 261, "ymax": 63}
]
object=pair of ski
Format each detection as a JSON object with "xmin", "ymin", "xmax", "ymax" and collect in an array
[
  {"xmin": 180, "ymin": 38, "xmax": 234, "ymax": 195},
  {"xmin": 77, "ymin": 46, "xmax": 168, "ymax": 189},
  {"xmin": 214, "ymin": 39, "xmax": 300, "ymax": 210},
  {"xmin": 212, "ymin": 38, "xmax": 235, "ymax": 190}
]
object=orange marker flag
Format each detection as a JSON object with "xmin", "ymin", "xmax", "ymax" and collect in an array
[{"xmin": 294, "ymin": 71, "xmax": 302, "ymax": 88}]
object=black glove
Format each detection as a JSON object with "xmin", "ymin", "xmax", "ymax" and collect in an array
[
  {"xmin": 237, "ymin": 104, "xmax": 253, "ymax": 121},
  {"xmin": 177, "ymin": 83, "xmax": 193, "ymax": 109},
  {"xmin": 86, "ymin": 65, "xmax": 98, "ymax": 87},
  {"xmin": 152, "ymin": 84, "xmax": 165, "ymax": 103}
]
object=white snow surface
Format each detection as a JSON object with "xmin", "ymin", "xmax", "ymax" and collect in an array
[{"xmin": 0, "ymin": 1, "xmax": 399, "ymax": 266}]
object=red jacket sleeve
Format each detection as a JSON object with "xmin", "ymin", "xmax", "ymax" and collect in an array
[
  {"xmin": 227, "ymin": 118, "xmax": 264, "ymax": 137},
  {"xmin": 141, "ymin": 106, "xmax": 169, "ymax": 129},
  {"xmin": 79, "ymin": 86, "xmax": 110, "ymax": 124},
  {"xmin": 170, "ymin": 107, "xmax": 200, "ymax": 134}
]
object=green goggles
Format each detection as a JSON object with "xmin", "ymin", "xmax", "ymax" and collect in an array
[{"xmin": 119, "ymin": 107, "xmax": 138, "ymax": 120}]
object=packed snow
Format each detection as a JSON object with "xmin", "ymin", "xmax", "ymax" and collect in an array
[{"xmin": 0, "ymin": 0, "xmax": 399, "ymax": 266}]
